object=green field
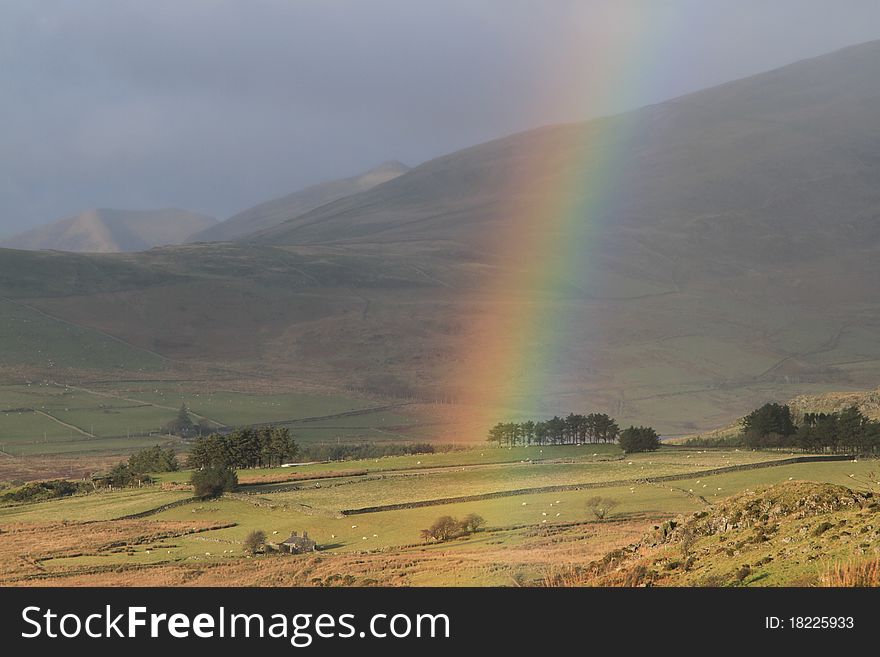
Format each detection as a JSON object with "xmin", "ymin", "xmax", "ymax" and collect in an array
[
  {"xmin": 0, "ymin": 381, "xmax": 421, "ymax": 455},
  {"xmin": 0, "ymin": 297, "xmax": 167, "ymax": 372},
  {"xmin": 0, "ymin": 488, "xmax": 192, "ymax": 522},
  {"xmin": 5, "ymin": 446, "xmax": 865, "ymax": 572}
]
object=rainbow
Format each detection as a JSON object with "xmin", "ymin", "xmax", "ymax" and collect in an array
[{"xmin": 448, "ymin": 7, "xmax": 683, "ymax": 439}]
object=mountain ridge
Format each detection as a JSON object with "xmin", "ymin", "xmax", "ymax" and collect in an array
[
  {"xmin": 188, "ymin": 160, "xmax": 409, "ymax": 243},
  {"xmin": 0, "ymin": 208, "xmax": 217, "ymax": 253}
]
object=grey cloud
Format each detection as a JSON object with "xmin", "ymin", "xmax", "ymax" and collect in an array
[{"xmin": 2, "ymin": 0, "xmax": 880, "ymax": 235}]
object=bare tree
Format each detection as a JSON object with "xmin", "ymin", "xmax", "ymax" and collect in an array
[{"xmin": 585, "ymin": 496, "xmax": 619, "ymax": 520}]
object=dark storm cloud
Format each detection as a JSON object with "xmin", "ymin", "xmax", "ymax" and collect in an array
[{"xmin": 2, "ymin": 0, "xmax": 879, "ymax": 235}]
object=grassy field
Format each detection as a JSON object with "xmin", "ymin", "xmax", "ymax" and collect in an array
[
  {"xmin": 0, "ymin": 297, "xmax": 169, "ymax": 373},
  {"xmin": 0, "ymin": 488, "xmax": 193, "ymax": 522},
  {"xmin": 0, "ymin": 380, "xmax": 422, "ymax": 456},
  {"xmin": 2, "ymin": 444, "xmax": 875, "ymax": 586}
]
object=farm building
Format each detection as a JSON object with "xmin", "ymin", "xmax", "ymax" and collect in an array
[{"xmin": 280, "ymin": 530, "xmax": 317, "ymax": 554}]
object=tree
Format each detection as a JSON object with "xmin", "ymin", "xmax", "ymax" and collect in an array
[
  {"xmin": 547, "ymin": 416, "xmax": 565, "ymax": 444},
  {"xmin": 589, "ymin": 413, "xmax": 620, "ymax": 444},
  {"xmin": 190, "ymin": 466, "xmax": 237, "ymax": 498},
  {"xmin": 460, "ymin": 513, "xmax": 486, "ymax": 533},
  {"xmin": 265, "ymin": 426, "xmax": 298, "ymax": 467},
  {"xmin": 619, "ymin": 426, "xmax": 661, "ymax": 453},
  {"xmin": 243, "ymin": 530, "xmax": 266, "ymax": 555},
  {"xmin": 487, "ymin": 423, "xmax": 505, "ymax": 445},
  {"xmin": 740, "ymin": 403, "xmax": 796, "ymax": 449},
  {"xmin": 586, "ymin": 496, "xmax": 619, "ymax": 520},
  {"xmin": 103, "ymin": 462, "xmax": 152, "ymax": 488},
  {"xmin": 521, "ymin": 420, "xmax": 536, "ymax": 445},
  {"xmin": 165, "ymin": 404, "xmax": 196, "ymax": 438},
  {"xmin": 421, "ymin": 516, "xmax": 465, "ymax": 542},
  {"xmin": 128, "ymin": 445, "xmax": 178, "ymax": 473}
]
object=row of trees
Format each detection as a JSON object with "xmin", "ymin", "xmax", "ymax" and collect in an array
[
  {"xmin": 99, "ymin": 445, "xmax": 180, "ymax": 488},
  {"xmin": 420, "ymin": 513, "xmax": 486, "ymax": 542},
  {"xmin": 186, "ymin": 426, "xmax": 299, "ymax": 470},
  {"xmin": 487, "ymin": 413, "xmax": 620, "ymax": 446},
  {"xmin": 741, "ymin": 402, "xmax": 880, "ymax": 453}
]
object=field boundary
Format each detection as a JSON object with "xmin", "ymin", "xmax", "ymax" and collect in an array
[
  {"xmin": 115, "ymin": 496, "xmax": 199, "ymax": 519},
  {"xmin": 340, "ymin": 454, "xmax": 856, "ymax": 515}
]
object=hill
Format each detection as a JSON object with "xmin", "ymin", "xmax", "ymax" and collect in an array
[
  {"xmin": 4, "ymin": 42, "xmax": 880, "ymax": 436},
  {"xmin": 569, "ymin": 481, "xmax": 880, "ymax": 586},
  {"xmin": 188, "ymin": 161, "xmax": 409, "ymax": 243},
  {"xmin": 0, "ymin": 208, "xmax": 217, "ymax": 253},
  {"xmin": 254, "ymin": 39, "xmax": 880, "ymax": 261}
]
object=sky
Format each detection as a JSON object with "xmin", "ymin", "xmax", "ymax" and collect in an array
[{"xmin": 2, "ymin": 0, "xmax": 880, "ymax": 237}]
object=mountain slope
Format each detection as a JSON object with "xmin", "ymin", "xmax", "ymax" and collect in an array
[
  {"xmin": 189, "ymin": 161, "xmax": 409, "ymax": 243},
  {"xmin": 4, "ymin": 42, "xmax": 880, "ymax": 436},
  {"xmin": 0, "ymin": 208, "xmax": 217, "ymax": 253},
  {"xmin": 254, "ymin": 39, "xmax": 880, "ymax": 277}
]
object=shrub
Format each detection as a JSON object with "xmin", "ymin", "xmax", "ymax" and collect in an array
[
  {"xmin": 812, "ymin": 521, "xmax": 834, "ymax": 536},
  {"xmin": 1, "ymin": 479, "xmax": 90, "ymax": 503},
  {"xmin": 191, "ymin": 466, "xmax": 238, "ymax": 498},
  {"xmin": 243, "ymin": 530, "xmax": 267, "ymax": 555}
]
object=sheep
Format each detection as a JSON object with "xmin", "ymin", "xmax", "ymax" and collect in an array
[
  {"xmin": 555, "ymin": 513, "xmax": 561, "ymax": 517},
  {"xmin": 351, "ymin": 525, "xmax": 358, "ymax": 528}
]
